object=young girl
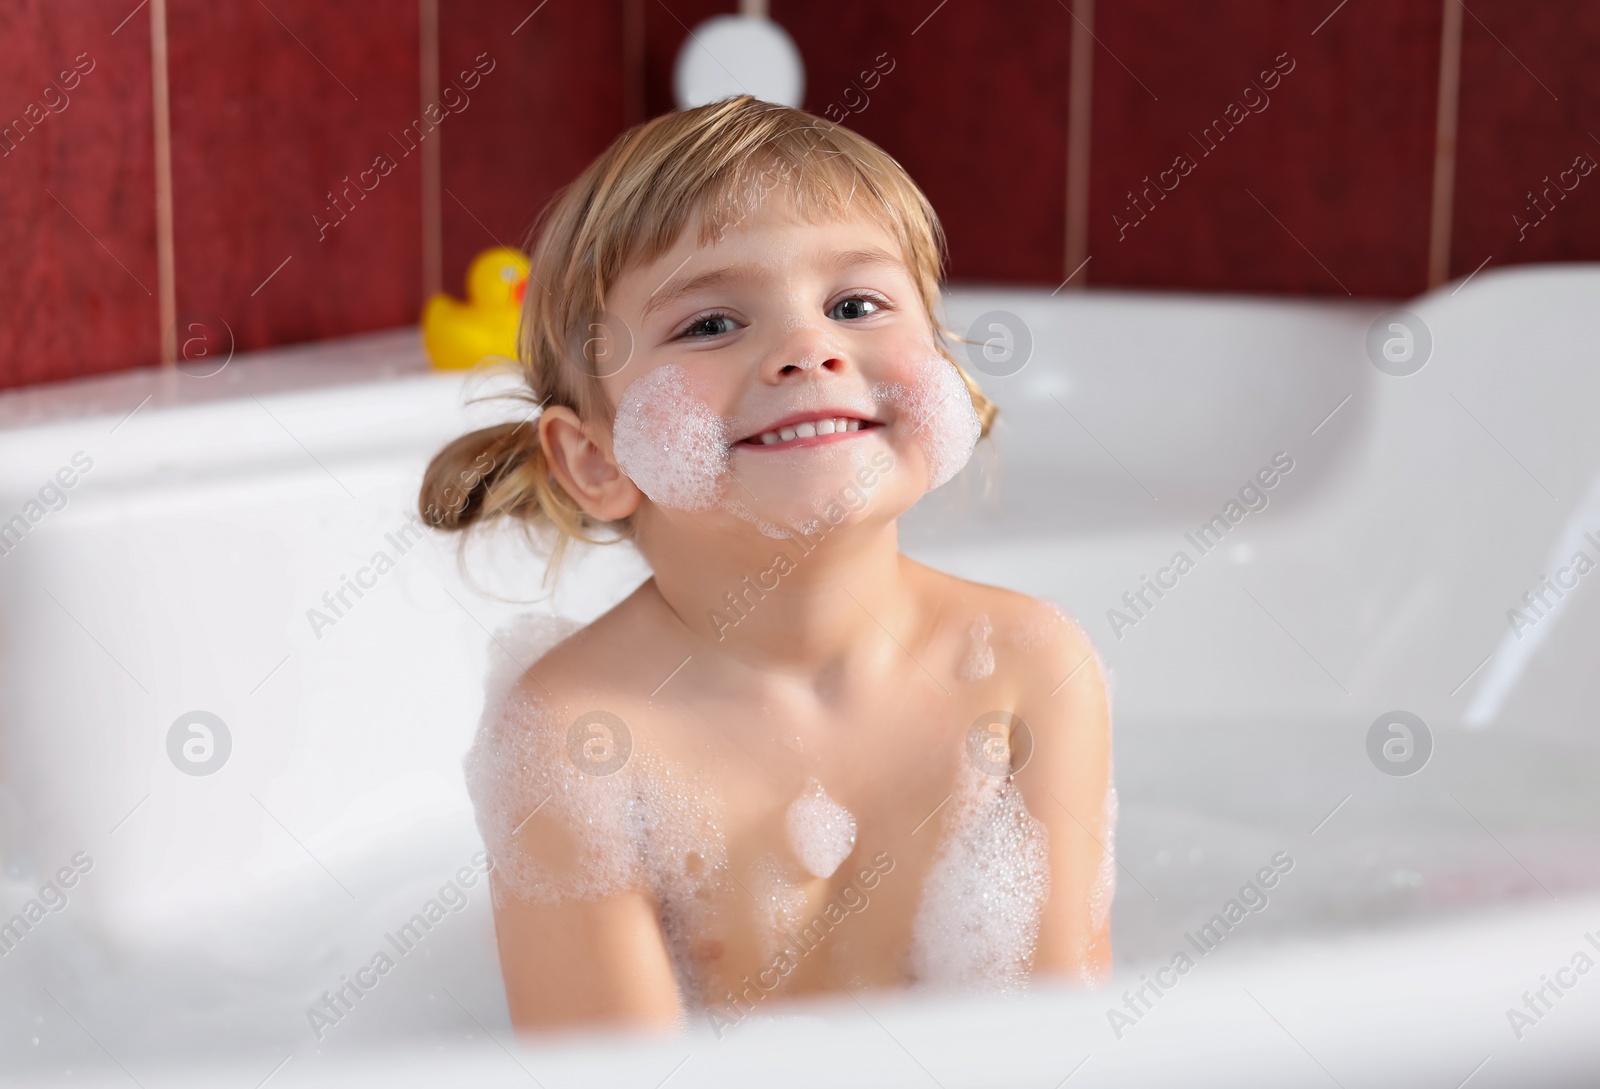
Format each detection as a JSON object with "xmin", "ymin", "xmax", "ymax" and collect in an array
[{"xmin": 420, "ymin": 95, "xmax": 1115, "ymax": 1034}]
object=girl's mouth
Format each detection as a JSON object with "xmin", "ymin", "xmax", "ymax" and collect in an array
[
  {"xmin": 736, "ymin": 413, "xmax": 882, "ymax": 450},
  {"xmin": 732, "ymin": 412, "xmax": 883, "ymax": 450}
]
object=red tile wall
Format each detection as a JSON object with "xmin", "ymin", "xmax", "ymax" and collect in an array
[
  {"xmin": 773, "ymin": 0, "xmax": 1074, "ymax": 286},
  {"xmin": 1088, "ymin": 0, "xmax": 1443, "ymax": 297},
  {"xmin": 1450, "ymin": 0, "xmax": 1600, "ymax": 275},
  {"xmin": 438, "ymin": 0, "xmax": 630, "ymax": 297},
  {"xmin": 1, "ymin": 0, "xmax": 159, "ymax": 387},
  {"xmin": 167, "ymin": 0, "xmax": 421, "ymax": 355},
  {"xmin": 3, "ymin": 1, "xmax": 1598, "ymax": 391}
]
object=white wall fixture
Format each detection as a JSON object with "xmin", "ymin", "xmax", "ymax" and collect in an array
[{"xmin": 673, "ymin": 13, "xmax": 805, "ymax": 110}]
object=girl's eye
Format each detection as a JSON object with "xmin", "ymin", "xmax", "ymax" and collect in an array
[
  {"xmin": 677, "ymin": 311, "xmax": 738, "ymax": 339},
  {"xmin": 828, "ymin": 293, "xmax": 888, "ymax": 321}
]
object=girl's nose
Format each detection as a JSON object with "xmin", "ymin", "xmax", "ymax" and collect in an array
[{"xmin": 771, "ymin": 319, "xmax": 847, "ymax": 379}]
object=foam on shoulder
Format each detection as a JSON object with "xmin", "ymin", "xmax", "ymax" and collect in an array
[
  {"xmin": 960, "ymin": 613, "xmax": 995, "ymax": 682},
  {"xmin": 463, "ymin": 611, "xmax": 732, "ymax": 1004}
]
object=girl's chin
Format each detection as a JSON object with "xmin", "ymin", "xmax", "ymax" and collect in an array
[
  {"xmin": 716, "ymin": 481, "xmax": 914, "ymax": 540},
  {"xmin": 719, "ymin": 499, "xmax": 885, "ymax": 541}
]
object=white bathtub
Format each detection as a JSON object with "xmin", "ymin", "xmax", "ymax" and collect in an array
[{"xmin": 2, "ymin": 268, "xmax": 1598, "ymax": 1086}]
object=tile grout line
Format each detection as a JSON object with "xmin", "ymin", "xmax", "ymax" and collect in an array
[
  {"xmin": 1426, "ymin": 0, "xmax": 1465, "ymax": 288},
  {"xmin": 1063, "ymin": 0, "xmax": 1094, "ymax": 288},
  {"xmin": 149, "ymin": 0, "xmax": 177, "ymax": 367},
  {"xmin": 420, "ymin": 0, "xmax": 443, "ymax": 300}
]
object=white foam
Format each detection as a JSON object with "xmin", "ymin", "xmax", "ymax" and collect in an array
[
  {"xmin": 785, "ymin": 777, "xmax": 857, "ymax": 879},
  {"xmin": 909, "ymin": 757, "xmax": 1050, "ymax": 993},
  {"xmin": 722, "ymin": 497, "xmax": 793, "ymax": 539},
  {"xmin": 960, "ymin": 613, "xmax": 995, "ymax": 681},
  {"xmin": 612, "ymin": 363, "xmax": 730, "ymax": 511},
  {"xmin": 1086, "ymin": 774, "xmax": 1118, "ymax": 940},
  {"xmin": 1007, "ymin": 598, "xmax": 1070, "ymax": 653},
  {"xmin": 874, "ymin": 355, "xmax": 981, "ymax": 490},
  {"xmin": 462, "ymin": 611, "xmax": 730, "ymax": 1006},
  {"xmin": 749, "ymin": 853, "xmax": 808, "ymax": 963}
]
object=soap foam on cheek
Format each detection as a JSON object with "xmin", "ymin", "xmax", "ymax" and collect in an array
[
  {"xmin": 875, "ymin": 355, "xmax": 981, "ymax": 491},
  {"xmin": 612, "ymin": 364, "xmax": 730, "ymax": 511}
]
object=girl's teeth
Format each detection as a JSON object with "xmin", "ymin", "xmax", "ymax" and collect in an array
[{"xmin": 754, "ymin": 418, "xmax": 865, "ymax": 445}]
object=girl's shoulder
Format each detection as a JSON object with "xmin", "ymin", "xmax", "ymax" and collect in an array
[
  {"xmin": 907, "ymin": 561, "xmax": 1100, "ymax": 696},
  {"xmin": 464, "ymin": 609, "xmax": 665, "ymax": 907}
]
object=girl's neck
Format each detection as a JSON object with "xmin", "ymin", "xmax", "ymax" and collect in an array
[{"xmin": 641, "ymin": 517, "xmax": 912, "ymax": 678}]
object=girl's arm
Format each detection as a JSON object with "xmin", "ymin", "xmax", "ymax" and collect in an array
[
  {"xmin": 1013, "ymin": 609, "xmax": 1115, "ymax": 984},
  {"xmin": 491, "ymin": 883, "xmax": 683, "ymax": 1031}
]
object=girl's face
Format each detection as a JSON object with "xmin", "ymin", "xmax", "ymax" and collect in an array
[{"xmin": 591, "ymin": 183, "xmax": 978, "ymax": 537}]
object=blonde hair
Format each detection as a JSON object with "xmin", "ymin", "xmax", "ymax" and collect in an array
[{"xmin": 418, "ymin": 94, "xmax": 996, "ymax": 570}]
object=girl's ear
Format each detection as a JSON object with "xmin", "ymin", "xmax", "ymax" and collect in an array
[{"xmin": 538, "ymin": 406, "xmax": 642, "ymax": 521}]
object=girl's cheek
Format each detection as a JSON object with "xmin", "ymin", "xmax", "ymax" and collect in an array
[
  {"xmin": 872, "ymin": 352, "xmax": 981, "ymax": 492},
  {"xmin": 612, "ymin": 364, "xmax": 730, "ymax": 511}
]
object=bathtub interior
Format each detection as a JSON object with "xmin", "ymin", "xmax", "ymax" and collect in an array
[{"xmin": 1, "ymin": 269, "xmax": 1598, "ymax": 1078}]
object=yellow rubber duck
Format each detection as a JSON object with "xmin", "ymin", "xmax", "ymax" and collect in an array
[{"xmin": 422, "ymin": 246, "xmax": 530, "ymax": 370}]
